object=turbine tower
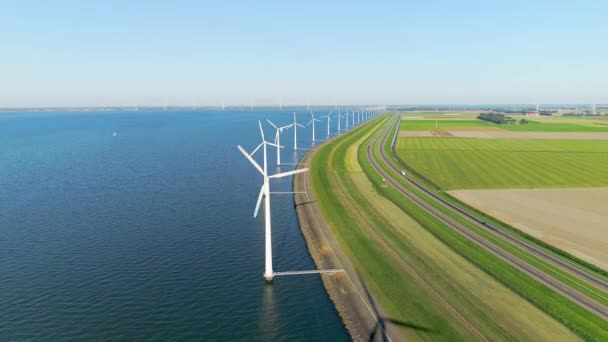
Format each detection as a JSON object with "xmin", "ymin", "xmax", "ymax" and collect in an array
[
  {"xmin": 237, "ymin": 121, "xmax": 308, "ymax": 282},
  {"xmin": 322, "ymin": 111, "xmax": 333, "ymax": 136},
  {"xmin": 292, "ymin": 112, "xmax": 306, "ymax": 151},
  {"xmin": 345, "ymin": 111, "xmax": 350, "ymax": 129},
  {"xmin": 307, "ymin": 111, "xmax": 321, "ymax": 142}
]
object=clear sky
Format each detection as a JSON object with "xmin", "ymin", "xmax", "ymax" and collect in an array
[{"xmin": 1, "ymin": 0, "xmax": 607, "ymax": 107}]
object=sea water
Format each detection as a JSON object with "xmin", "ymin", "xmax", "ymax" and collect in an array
[{"xmin": 0, "ymin": 109, "xmax": 348, "ymax": 340}]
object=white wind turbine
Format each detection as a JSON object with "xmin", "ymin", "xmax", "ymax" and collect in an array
[
  {"xmin": 266, "ymin": 120, "xmax": 293, "ymax": 165},
  {"xmin": 237, "ymin": 121, "xmax": 308, "ymax": 282},
  {"xmin": 345, "ymin": 111, "xmax": 350, "ymax": 129},
  {"xmin": 292, "ymin": 112, "xmax": 306, "ymax": 150},
  {"xmin": 307, "ymin": 111, "xmax": 321, "ymax": 142},
  {"xmin": 322, "ymin": 111, "xmax": 333, "ymax": 136}
]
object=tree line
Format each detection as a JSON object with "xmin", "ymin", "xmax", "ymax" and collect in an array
[{"xmin": 477, "ymin": 113, "xmax": 517, "ymax": 124}]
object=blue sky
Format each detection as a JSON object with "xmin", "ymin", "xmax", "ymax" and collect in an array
[{"xmin": 1, "ymin": 1, "xmax": 607, "ymax": 106}]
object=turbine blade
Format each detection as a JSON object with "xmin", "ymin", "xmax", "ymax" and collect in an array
[
  {"xmin": 269, "ymin": 168, "xmax": 309, "ymax": 179},
  {"xmin": 258, "ymin": 120, "xmax": 265, "ymax": 140},
  {"xmin": 266, "ymin": 142, "xmax": 284, "ymax": 149},
  {"xmin": 297, "ymin": 123, "xmax": 306, "ymax": 128},
  {"xmin": 237, "ymin": 145, "xmax": 265, "ymax": 175},
  {"xmin": 250, "ymin": 141, "xmax": 264, "ymax": 156},
  {"xmin": 266, "ymin": 119, "xmax": 278, "ymax": 129},
  {"xmin": 253, "ymin": 186, "xmax": 264, "ymax": 217}
]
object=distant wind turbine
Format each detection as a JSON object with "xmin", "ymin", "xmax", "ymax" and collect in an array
[
  {"xmin": 266, "ymin": 120, "xmax": 292, "ymax": 165},
  {"xmin": 292, "ymin": 112, "xmax": 306, "ymax": 150},
  {"xmin": 307, "ymin": 111, "xmax": 321, "ymax": 142},
  {"xmin": 322, "ymin": 111, "xmax": 333, "ymax": 136}
]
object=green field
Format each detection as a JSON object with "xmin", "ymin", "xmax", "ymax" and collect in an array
[
  {"xmin": 397, "ymin": 137, "xmax": 608, "ymax": 189},
  {"xmin": 400, "ymin": 118, "xmax": 608, "ymax": 132},
  {"xmin": 400, "ymin": 119, "xmax": 496, "ymax": 131},
  {"xmin": 310, "ymin": 117, "xmax": 581, "ymax": 340}
]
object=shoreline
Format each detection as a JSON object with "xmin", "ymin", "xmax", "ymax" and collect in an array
[{"xmin": 293, "ymin": 131, "xmax": 402, "ymax": 341}]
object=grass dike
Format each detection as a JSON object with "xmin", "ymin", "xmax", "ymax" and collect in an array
[{"xmin": 293, "ymin": 118, "xmax": 405, "ymax": 342}]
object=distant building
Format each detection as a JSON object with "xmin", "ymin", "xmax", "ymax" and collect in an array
[{"xmin": 525, "ymin": 111, "xmax": 539, "ymax": 117}]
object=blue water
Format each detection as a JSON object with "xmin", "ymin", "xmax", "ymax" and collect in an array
[{"xmin": 0, "ymin": 109, "xmax": 349, "ymax": 340}]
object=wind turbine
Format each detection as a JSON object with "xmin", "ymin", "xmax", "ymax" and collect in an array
[
  {"xmin": 322, "ymin": 111, "xmax": 333, "ymax": 136},
  {"xmin": 292, "ymin": 112, "xmax": 306, "ymax": 151},
  {"xmin": 266, "ymin": 120, "xmax": 292, "ymax": 165},
  {"xmin": 237, "ymin": 121, "xmax": 308, "ymax": 282},
  {"xmin": 345, "ymin": 111, "xmax": 350, "ymax": 129},
  {"xmin": 307, "ymin": 111, "xmax": 321, "ymax": 142}
]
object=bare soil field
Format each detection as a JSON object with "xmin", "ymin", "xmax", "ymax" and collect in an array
[
  {"xmin": 448, "ymin": 131, "xmax": 608, "ymax": 139},
  {"xmin": 399, "ymin": 130, "xmax": 608, "ymax": 139},
  {"xmin": 530, "ymin": 116, "xmax": 608, "ymax": 124},
  {"xmin": 449, "ymin": 188, "xmax": 608, "ymax": 270}
]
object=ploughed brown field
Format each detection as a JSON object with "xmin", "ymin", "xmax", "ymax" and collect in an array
[
  {"xmin": 449, "ymin": 188, "xmax": 608, "ymax": 270},
  {"xmin": 399, "ymin": 130, "xmax": 608, "ymax": 139}
]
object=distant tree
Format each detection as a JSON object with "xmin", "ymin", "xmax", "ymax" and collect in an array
[
  {"xmin": 520, "ymin": 118, "xmax": 529, "ymax": 124},
  {"xmin": 477, "ymin": 112, "xmax": 516, "ymax": 124}
]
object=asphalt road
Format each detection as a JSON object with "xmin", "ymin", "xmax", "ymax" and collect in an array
[{"xmin": 367, "ymin": 115, "xmax": 608, "ymax": 321}]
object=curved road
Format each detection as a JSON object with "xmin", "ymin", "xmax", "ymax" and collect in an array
[{"xmin": 366, "ymin": 115, "xmax": 608, "ymax": 321}]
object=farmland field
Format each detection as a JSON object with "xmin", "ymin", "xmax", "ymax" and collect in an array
[
  {"xmin": 450, "ymin": 188, "xmax": 608, "ymax": 269},
  {"xmin": 400, "ymin": 118, "xmax": 608, "ymax": 132},
  {"xmin": 396, "ymin": 137, "xmax": 608, "ymax": 189},
  {"xmin": 400, "ymin": 119, "xmax": 497, "ymax": 131},
  {"xmin": 309, "ymin": 117, "xmax": 578, "ymax": 340}
]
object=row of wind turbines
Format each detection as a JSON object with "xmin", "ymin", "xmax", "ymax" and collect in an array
[{"xmin": 237, "ymin": 106, "xmax": 386, "ymax": 282}]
